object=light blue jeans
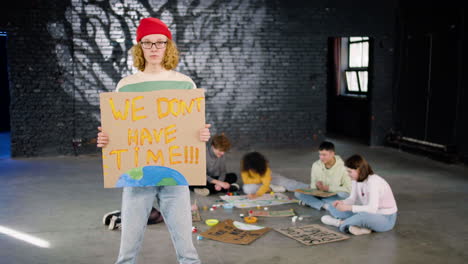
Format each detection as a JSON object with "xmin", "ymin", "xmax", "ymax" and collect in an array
[
  {"xmin": 327, "ymin": 205, "xmax": 397, "ymax": 233},
  {"xmin": 242, "ymin": 173, "xmax": 309, "ymax": 194},
  {"xmin": 115, "ymin": 186, "xmax": 200, "ymax": 264},
  {"xmin": 294, "ymin": 191, "xmax": 349, "ymax": 210}
]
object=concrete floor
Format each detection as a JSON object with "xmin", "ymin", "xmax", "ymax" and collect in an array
[{"xmin": 0, "ymin": 138, "xmax": 467, "ymax": 264}]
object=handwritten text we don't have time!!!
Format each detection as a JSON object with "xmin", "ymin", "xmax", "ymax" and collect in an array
[{"xmin": 105, "ymin": 95, "xmax": 205, "ymax": 170}]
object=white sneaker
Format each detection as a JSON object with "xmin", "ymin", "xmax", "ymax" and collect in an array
[
  {"xmin": 102, "ymin": 210, "xmax": 120, "ymax": 225},
  {"xmin": 321, "ymin": 215, "xmax": 341, "ymax": 227},
  {"xmin": 230, "ymin": 183, "xmax": 240, "ymax": 192},
  {"xmin": 270, "ymin": 184, "xmax": 286, "ymax": 193},
  {"xmin": 108, "ymin": 215, "xmax": 121, "ymax": 230},
  {"xmin": 349, "ymin": 226, "xmax": 372, "ymax": 235},
  {"xmin": 194, "ymin": 188, "xmax": 210, "ymax": 196}
]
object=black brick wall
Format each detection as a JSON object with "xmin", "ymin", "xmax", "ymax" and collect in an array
[{"xmin": 1, "ymin": 0, "xmax": 398, "ymax": 157}]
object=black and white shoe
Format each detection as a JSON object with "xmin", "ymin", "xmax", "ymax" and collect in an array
[
  {"xmin": 194, "ymin": 188, "xmax": 210, "ymax": 196},
  {"xmin": 229, "ymin": 183, "xmax": 240, "ymax": 192},
  {"xmin": 108, "ymin": 215, "xmax": 122, "ymax": 230},
  {"xmin": 103, "ymin": 210, "xmax": 121, "ymax": 225}
]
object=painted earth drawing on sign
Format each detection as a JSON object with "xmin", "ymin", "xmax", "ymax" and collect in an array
[{"xmin": 115, "ymin": 166, "xmax": 188, "ymax": 187}]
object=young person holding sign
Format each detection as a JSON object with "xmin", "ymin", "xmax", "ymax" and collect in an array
[{"xmin": 97, "ymin": 17, "xmax": 208, "ymax": 264}]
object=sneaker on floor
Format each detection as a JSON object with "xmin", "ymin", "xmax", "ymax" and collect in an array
[
  {"xmin": 194, "ymin": 188, "xmax": 210, "ymax": 196},
  {"xmin": 298, "ymin": 200, "xmax": 308, "ymax": 207},
  {"xmin": 108, "ymin": 215, "xmax": 121, "ymax": 230},
  {"xmin": 229, "ymin": 183, "xmax": 240, "ymax": 192},
  {"xmin": 321, "ymin": 215, "xmax": 341, "ymax": 227},
  {"xmin": 102, "ymin": 210, "xmax": 121, "ymax": 225},
  {"xmin": 349, "ymin": 226, "xmax": 372, "ymax": 235},
  {"xmin": 270, "ymin": 184, "xmax": 286, "ymax": 193}
]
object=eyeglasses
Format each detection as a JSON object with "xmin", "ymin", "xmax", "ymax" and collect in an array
[{"xmin": 140, "ymin": 41, "xmax": 167, "ymax": 49}]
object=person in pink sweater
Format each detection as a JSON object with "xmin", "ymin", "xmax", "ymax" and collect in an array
[{"xmin": 321, "ymin": 154, "xmax": 398, "ymax": 235}]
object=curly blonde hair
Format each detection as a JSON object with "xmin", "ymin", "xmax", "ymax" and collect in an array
[{"xmin": 131, "ymin": 39, "xmax": 179, "ymax": 71}]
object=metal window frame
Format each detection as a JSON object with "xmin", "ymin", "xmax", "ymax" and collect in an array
[
  {"xmin": 346, "ymin": 37, "xmax": 369, "ymax": 95},
  {"xmin": 345, "ymin": 69, "xmax": 368, "ymax": 94}
]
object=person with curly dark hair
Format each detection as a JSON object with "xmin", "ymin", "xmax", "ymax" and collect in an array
[{"xmin": 241, "ymin": 152, "xmax": 308, "ymax": 199}]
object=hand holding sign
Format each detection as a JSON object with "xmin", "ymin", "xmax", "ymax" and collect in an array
[{"xmin": 97, "ymin": 126, "xmax": 109, "ymax": 147}]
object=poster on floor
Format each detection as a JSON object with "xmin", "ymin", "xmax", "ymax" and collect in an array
[
  {"xmin": 275, "ymin": 224, "xmax": 349, "ymax": 246},
  {"xmin": 294, "ymin": 188, "xmax": 337, "ymax": 197},
  {"xmin": 220, "ymin": 193, "xmax": 298, "ymax": 208},
  {"xmin": 99, "ymin": 89, "xmax": 206, "ymax": 188},
  {"xmin": 200, "ymin": 219, "xmax": 271, "ymax": 245}
]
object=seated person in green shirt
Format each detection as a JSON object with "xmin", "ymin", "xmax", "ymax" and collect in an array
[{"xmin": 294, "ymin": 141, "xmax": 351, "ymax": 210}]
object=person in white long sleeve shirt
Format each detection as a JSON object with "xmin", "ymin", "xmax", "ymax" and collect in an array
[{"xmin": 321, "ymin": 154, "xmax": 398, "ymax": 235}]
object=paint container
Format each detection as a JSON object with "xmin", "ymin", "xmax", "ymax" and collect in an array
[
  {"xmin": 239, "ymin": 214, "xmax": 245, "ymax": 218},
  {"xmin": 209, "ymin": 208, "xmax": 214, "ymax": 212},
  {"xmin": 244, "ymin": 216, "xmax": 258, "ymax": 224},
  {"xmin": 298, "ymin": 216, "xmax": 303, "ymax": 221},
  {"xmin": 205, "ymin": 219, "xmax": 219, "ymax": 226},
  {"xmin": 197, "ymin": 235, "xmax": 203, "ymax": 240},
  {"xmin": 292, "ymin": 216, "xmax": 298, "ymax": 223},
  {"xmin": 192, "ymin": 226, "xmax": 198, "ymax": 233},
  {"xmin": 223, "ymin": 203, "xmax": 234, "ymax": 209}
]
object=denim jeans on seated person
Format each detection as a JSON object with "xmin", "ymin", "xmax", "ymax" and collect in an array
[
  {"xmin": 242, "ymin": 173, "xmax": 309, "ymax": 194},
  {"xmin": 327, "ymin": 204, "xmax": 397, "ymax": 233},
  {"xmin": 294, "ymin": 191, "xmax": 349, "ymax": 210}
]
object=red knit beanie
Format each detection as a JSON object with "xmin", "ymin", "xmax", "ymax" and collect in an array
[{"xmin": 136, "ymin": 18, "xmax": 172, "ymax": 42}]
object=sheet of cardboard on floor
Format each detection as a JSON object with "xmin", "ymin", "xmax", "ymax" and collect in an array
[
  {"xmin": 249, "ymin": 209, "xmax": 296, "ymax": 217},
  {"xmin": 294, "ymin": 188, "xmax": 337, "ymax": 198},
  {"xmin": 200, "ymin": 219, "xmax": 271, "ymax": 245},
  {"xmin": 99, "ymin": 89, "xmax": 206, "ymax": 188},
  {"xmin": 220, "ymin": 193, "xmax": 298, "ymax": 208},
  {"xmin": 275, "ymin": 224, "xmax": 349, "ymax": 246}
]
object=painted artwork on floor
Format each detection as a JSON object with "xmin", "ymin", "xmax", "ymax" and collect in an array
[
  {"xmin": 220, "ymin": 193, "xmax": 298, "ymax": 208},
  {"xmin": 275, "ymin": 224, "xmax": 349, "ymax": 246}
]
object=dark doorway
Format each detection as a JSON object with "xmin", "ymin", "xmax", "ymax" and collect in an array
[
  {"xmin": 0, "ymin": 32, "xmax": 11, "ymax": 158},
  {"xmin": 395, "ymin": 9, "xmax": 462, "ymax": 151},
  {"xmin": 326, "ymin": 37, "xmax": 371, "ymax": 144}
]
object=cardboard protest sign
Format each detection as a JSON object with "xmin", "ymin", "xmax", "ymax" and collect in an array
[
  {"xmin": 275, "ymin": 224, "xmax": 349, "ymax": 246},
  {"xmin": 200, "ymin": 219, "xmax": 271, "ymax": 245},
  {"xmin": 219, "ymin": 193, "xmax": 298, "ymax": 208},
  {"xmin": 294, "ymin": 188, "xmax": 337, "ymax": 198},
  {"xmin": 99, "ymin": 89, "xmax": 206, "ymax": 188},
  {"xmin": 248, "ymin": 209, "xmax": 296, "ymax": 217}
]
